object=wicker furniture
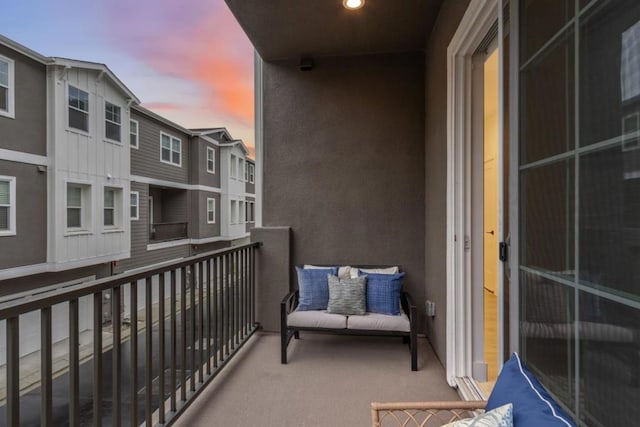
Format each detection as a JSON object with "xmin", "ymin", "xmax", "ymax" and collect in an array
[
  {"xmin": 281, "ymin": 289, "xmax": 418, "ymax": 370},
  {"xmin": 371, "ymin": 400, "xmax": 488, "ymax": 427}
]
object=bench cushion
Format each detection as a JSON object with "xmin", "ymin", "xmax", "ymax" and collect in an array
[
  {"xmin": 288, "ymin": 310, "xmax": 347, "ymax": 329},
  {"xmin": 346, "ymin": 311, "xmax": 410, "ymax": 332}
]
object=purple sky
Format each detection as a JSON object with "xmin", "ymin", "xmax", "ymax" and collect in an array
[{"xmin": 1, "ymin": 0, "xmax": 255, "ymax": 155}]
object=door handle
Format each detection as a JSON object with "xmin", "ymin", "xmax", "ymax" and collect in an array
[{"xmin": 486, "ymin": 230, "xmax": 494, "ymax": 235}]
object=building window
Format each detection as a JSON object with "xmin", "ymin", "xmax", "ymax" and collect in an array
[
  {"xmin": 230, "ymin": 154, "xmax": 237, "ymax": 178},
  {"xmin": 67, "ymin": 183, "xmax": 90, "ymax": 230},
  {"xmin": 0, "ymin": 55, "xmax": 15, "ymax": 118},
  {"xmin": 249, "ymin": 201, "xmax": 255, "ymax": 223},
  {"xmin": 207, "ymin": 198, "xmax": 215, "ymax": 224},
  {"xmin": 207, "ymin": 147, "xmax": 215, "ymax": 173},
  {"xmin": 0, "ymin": 176, "xmax": 16, "ymax": 236},
  {"xmin": 160, "ymin": 132, "xmax": 181, "ymax": 166},
  {"xmin": 105, "ymin": 101, "xmax": 121, "ymax": 142},
  {"xmin": 240, "ymin": 158, "xmax": 245, "ymax": 182},
  {"xmin": 68, "ymin": 85, "xmax": 89, "ymax": 132},
  {"xmin": 104, "ymin": 187, "xmax": 122, "ymax": 228},
  {"xmin": 130, "ymin": 119, "xmax": 139, "ymax": 148},
  {"xmin": 249, "ymin": 164, "xmax": 255, "ymax": 184},
  {"xmin": 230, "ymin": 200, "xmax": 237, "ymax": 224},
  {"xmin": 239, "ymin": 201, "xmax": 246, "ymax": 223},
  {"xmin": 130, "ymin": 191, "xmax": 139, "ymax": 220}
]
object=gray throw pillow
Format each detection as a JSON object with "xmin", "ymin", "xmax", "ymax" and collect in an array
[{"xmin": 327, "ymin": 274, "xmax": 366, "ymax": 315}]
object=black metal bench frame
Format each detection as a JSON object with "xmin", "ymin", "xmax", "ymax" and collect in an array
[{"xmin": 280, "ymin": 290, "xmax": 418, "ymax": 371}]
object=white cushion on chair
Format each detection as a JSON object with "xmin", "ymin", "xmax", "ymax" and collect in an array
[
  {"xmin": 288, "ymin": 310, "xmax": 347, "ymax": 329},
  {"xmin": 347, "ymin": 311, "xmax": 410, "ymax": 332}
]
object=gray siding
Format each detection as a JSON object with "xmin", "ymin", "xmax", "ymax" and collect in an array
[
  {"xmin": 423, "ymin": 0, "xmax": 471, "ymax": 362},
  {"xmin": 0, "ymin": 160, "xmax": 46, "ymax": 269},
  {"xmin": 130, "ymin": 110, "xmax": 190, "ymax": 183},
  {"xmin": 0, "ymin": 45, "xmax": 46, "ymax": 156},
  {"xmin": 262, "ymin": 52, "xmax": 426, "ymax": 330},
  {"xmin": 191, "ymin": 137, "xmax": 221, "ymax": 188},
  {"xmin": 116, "ymin": 181, "xmax": 190, "ymax": 273},
  {"xmin": 192, "ymin": 191, "xmax": 221, "ymax": 239},
  {"xmin": 245, "ymin": 160, "xmax": 256, "ymax": 194}
]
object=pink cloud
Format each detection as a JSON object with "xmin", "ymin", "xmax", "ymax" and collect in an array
[{"xmin": 101, "ymin": 0, "xmax": 254, "ymax": 127}]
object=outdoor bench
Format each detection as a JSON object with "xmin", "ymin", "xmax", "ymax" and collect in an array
[{"xmin": 280, "ymin": 286, "xmax": 418, "ymax": 371}]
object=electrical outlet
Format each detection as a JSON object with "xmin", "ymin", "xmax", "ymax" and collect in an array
[{"xmin": 425, "ymin": 300, "xmax": 436, "ymax": 317}]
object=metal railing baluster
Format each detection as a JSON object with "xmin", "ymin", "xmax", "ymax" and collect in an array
[
  {"xmin": 69, "ymin": 299, "xmax": 80, "ymax": 427},
  {"xmin": 130, "ymin": 282, "xmax": 138, "ymax": 427},
  {"xmin": 112, "ymin": 287, "xmax": 122, "ymax": 427},
  {"xmin": 159, "ymin": 272, "xmax": 166, "ymax": 424},
  {"xmin": 93, "ymin": 292, "xmax": 103, "ymax": 427},
  {"xmin": 41, "ymin": 307, "xmax": 52, "ymax": 427},
  {"xmin": 170, "ymin": 269, "xmax": 177, "ymax": 412},
  {"xmin": 145, "ymin": 277, "xmax": 153, "ymax": 425},
  {"xmin": 7, "ymin": 316, "xmax": 19, "ymax": 427}
]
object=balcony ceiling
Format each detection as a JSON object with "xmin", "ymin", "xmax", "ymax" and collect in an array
[{"xmin": 225, "ymin": 0, "xmax": 443, "ymax": 61}]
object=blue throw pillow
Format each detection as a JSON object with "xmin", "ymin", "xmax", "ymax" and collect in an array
[
  {"xmin": 295, "ymin": 266, "xmax": 338, "ymax": 311},
  {"xmin": 360, "ymin": 272, "xmax": 405, "ymax": 315},
  {"xmin": 486, "ymin": 353, "xmax": 575, "ymax": 427}
]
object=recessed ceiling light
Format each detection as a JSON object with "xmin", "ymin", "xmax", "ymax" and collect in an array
[{"xmin": 343, "ymin": 0, "xmax": 365, "ymax": 10}]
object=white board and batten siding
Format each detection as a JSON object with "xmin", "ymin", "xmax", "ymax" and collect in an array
[
  {"xmin": 46, "ymin": 65, "xmax": 132, "ymax": 267},
  {"xmin": 220, "ymin": 144, "xmax": 250, "ymax": 239}
]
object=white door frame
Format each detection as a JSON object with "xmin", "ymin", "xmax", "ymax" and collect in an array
[{"xmin": 445, "ymin": 0, "xmax": 502, "ymax": 386}]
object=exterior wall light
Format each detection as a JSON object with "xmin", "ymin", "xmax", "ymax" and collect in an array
[{"xmin": 343, "ymin": 0, "xmax": 365, "ymax": 10}]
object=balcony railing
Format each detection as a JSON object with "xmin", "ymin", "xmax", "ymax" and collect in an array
[
  {"xmin": 150, "ymin": 222, "xmax": 188, "ymax": 242},
  {"xmin": 0, "ymin": 242, "xmax": 260, "ymax": 426}
]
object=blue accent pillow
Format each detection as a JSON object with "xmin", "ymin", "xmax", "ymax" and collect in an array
[
  {"xmin": 295, "ymin": 266, "xmax": 338, "ymax": 311},
  {"xmin": 360, "ymin": 272, "xmax": 405, "ymax": 315},
  {"xmin": 486, "ymin": 353, "xmax": 575, "ymax": 427}
]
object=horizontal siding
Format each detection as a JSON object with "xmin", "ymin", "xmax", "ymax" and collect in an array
[
  {"xmin": 193, "ymin": 191, "xmax": 221, "ymax": 239},
  {"xmin": 192, "ymin": 138, "xmax": 221, "ymax": 188},
  {"xmin": 130, "ymin": 110, "xmax": 190, "ymax": 183},
  {"xmin": 0, "ymin": 44, "xmax": 47, "ymax": 156}
]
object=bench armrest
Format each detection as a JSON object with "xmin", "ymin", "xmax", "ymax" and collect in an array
[
  {"xmin": 401, "ymin": 291, "xmax": 417, "ymax": 321},
  {"xmin": 281, "ymin": 290, "xmax": 299, "ymax": 317}
]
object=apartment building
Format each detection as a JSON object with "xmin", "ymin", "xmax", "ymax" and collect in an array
[{"xmin": 0, "ymin": 35, "xmax": 139, "ymax": 294}]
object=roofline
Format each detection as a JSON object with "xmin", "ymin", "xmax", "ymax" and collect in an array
[
  {"xmin": 193, "ymin": 127, "xmax": 234, "ymax": 141},
  {"xmin": 0, "ymin": 34, "xmax": 49, "ymax": 64},
  {"xmin": 51, "ymin": 57, "xmax": 140, "ymax": 103},
  {"xmin": 132, "ymin": 104, "xmax": 194, "ymax": 135},
  {"xmin": 222, "ymin": 139, "xmax": 249, "ymax": 155}
]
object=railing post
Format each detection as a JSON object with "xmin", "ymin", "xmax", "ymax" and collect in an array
[
  {"xmin": 145, "ymin": 277, "xmax": 153, "ymax": 425},
  {"xmin": 69, "ymin": 299, "xmax": 80, "ymax": 427},
  {"xmin": 170, "ymin": 269, "xmax": 177, "ymax": 412},
  {"xmin": 180, "ymin": 267, "xmax": 187, "ymax": 402},
  {"xmin": 6, "ymin": 316, "xmax": 19, "ymax": 427},
  {"xmin": 41, "ymin": 307, "xmax": 53, "ymax": 427},
  {"xmin": 159, "ymin": 272, "xmax": 166, "ymax": 424},
  {"xmin": 129, "ymin": 282, "xmax": 138, "ymax": 427},
  {"xmin": 93, "ymin": 292, "xmax": 103, "ymax": 427},
  {"xmin": 112, "ymin": 287, "xmax": 122, "ymax": 427}
]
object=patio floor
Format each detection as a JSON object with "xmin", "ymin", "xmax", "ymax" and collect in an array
[{"xmin": 176, "ymin": 332, "xmax": 460, "ymax": 426}]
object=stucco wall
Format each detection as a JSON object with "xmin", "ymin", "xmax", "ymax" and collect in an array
[
  {"xmin": 262, "ymin": 52, "xmax": 426, "ymax": 330},
  {"xmin": 424, "ymin": 0, "xmax": 471, "ymax": 363}
]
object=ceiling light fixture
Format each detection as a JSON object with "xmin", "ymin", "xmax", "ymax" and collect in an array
[{"xmin": 343, "ymin": 0, "xmax": 365, "ymax": 10}]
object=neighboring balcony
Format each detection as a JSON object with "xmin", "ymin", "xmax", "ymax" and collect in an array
[
  {"xmin": 148, "ymin": 186, "xmax": 188, "ymax": 243},
  {"xmin": 150, "ymin": 222, "xmax": 188, "ymax": 242}
]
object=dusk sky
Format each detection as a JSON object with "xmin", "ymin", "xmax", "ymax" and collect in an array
[{"xmin": 1, "ymin": 0, "xmax": 255, "ymax": 156}]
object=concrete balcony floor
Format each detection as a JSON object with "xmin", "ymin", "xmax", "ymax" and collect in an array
[{"xmin": 176, "ymin": 332, "xmax": 459, "ymax": 426}]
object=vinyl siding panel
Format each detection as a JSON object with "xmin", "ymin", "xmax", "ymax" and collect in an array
[
  {"xmin": 0, "ymin": 159, "xmax": 47, "ymax": 269},
  {"xmin": 193, "ymin": 191, "xmax": 221, "ymax": 239},
  {"xmin": 0, "ymin": 45, "xmax": 47, "ymax": 156},
  {"xmin": 130, "ymin": 110, "xmax": 190, "ymax": 183},
  {"xmin": 191, "ymin": 137, "xmax": 221, "ymax": 188}
]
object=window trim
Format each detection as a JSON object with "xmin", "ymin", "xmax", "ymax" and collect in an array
[
  {"xmin": 130, "ymin": 119, "xmax": 139, "ymax": 149},
  {"xmin": 249, "ymin": 164, "xmax": 255, "ymax": 184},
  {"xmin": 130, "ymin": 190, "xmax": 139, "ymax": 221},
  {"xmin": 104, "ymin": 100, "xmax": 122, "ymax": 143},
  {"xmin": 103, "ymin": 186, "xmax": 123, "ymax": 231},
  {"xmin": 0, "ymin": 176, "xmax": 16, "ymax": 236},
  {"xmin": 240, "ymin": 158, "xmax": 246, "ymax": 182},
  {"xmin": 0, "ymin": 55, "xmax": 15, "ymax": 119},
  {"xmin": 160, "ymin": 131, "xmax": 182, "ymax": 167},
  {"xmin": 249, "ymin": 201, "xmax": 255, "ymax": 223},
  {"xmin": 206, "ymin": 146, "xmax": 216, "ymax": 174},
  {"xmin": 230, "ymin": 154, "xmax": 237, "ymax": 179},
  {"xmin": 67, "ymin": 84, "xmax": 90, "ymax": 135},
  {"xmin": 66, "ymin": 182, "xmax": 91, "ymax": 232},
  {"xmin": 230, "ymin": 199, "xmax": 237, "ymax": 224},
  {"xmin": 207, "ymin": 197, "xmax": 216, "ymax": 224}
]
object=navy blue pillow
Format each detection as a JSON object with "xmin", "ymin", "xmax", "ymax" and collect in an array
[
  {"xmin": 360, "ymin": 272, "xmax": 405, "ymax": 315},
  {"xmin": 295, "ymin": 266, "xmax": 338, "ymax": 311},
  {"xmin": 487, "ymin": 353, "xmax": 575, "ymax": 427}
]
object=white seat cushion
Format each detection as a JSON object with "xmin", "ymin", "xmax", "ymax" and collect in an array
[
  {"xmin": 347, "ymin": 311, "xmax": 410, "ymax": 332},
  {"xmin": 288, "ymin": 310, "xmax": 347, "ymax": 329}
]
